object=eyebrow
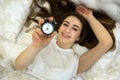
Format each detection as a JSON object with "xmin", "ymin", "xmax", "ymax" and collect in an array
[
  {"xmin": 73, "ymin": 24, "xmax": 81, "ymax": 30},
  {"xmin": 63, "ymin": 21, "xmax": 81, "ymax": 30}
]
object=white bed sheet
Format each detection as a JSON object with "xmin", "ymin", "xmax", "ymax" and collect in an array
[{"xmin": 0, "ymin": 0, "xmax": 120, "ymax": 80}]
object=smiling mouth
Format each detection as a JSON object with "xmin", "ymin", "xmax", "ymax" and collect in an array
[{"xmin": 62, "ymin": 32, "xmax": 71, "ymax": 38}]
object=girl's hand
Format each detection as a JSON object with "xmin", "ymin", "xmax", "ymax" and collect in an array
[
  {"xmin": 76, "ymin": 5, "xmax": 93, "ymax": 20},
  {"xmin": 32, "ymin": 17, "xmax": 56, "ymax": 48}
]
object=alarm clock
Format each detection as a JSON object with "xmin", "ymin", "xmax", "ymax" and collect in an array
[{"xmin": 41, "ymin": 18, "xmax": 57, "ymax": 35}]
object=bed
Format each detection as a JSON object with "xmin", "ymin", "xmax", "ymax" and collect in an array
[{"xmin": 0, "ymin": 0, "xmax": 120, "ymax": 80}]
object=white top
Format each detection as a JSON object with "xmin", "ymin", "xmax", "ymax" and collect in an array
[{"xmin": 28, "ymin": 38, "xmax": 79, "ymax": 80}]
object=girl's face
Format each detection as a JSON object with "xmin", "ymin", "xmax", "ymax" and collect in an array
[{"xmin": 57, "ymin": 16, "xmax": 82, "ymax": 48}]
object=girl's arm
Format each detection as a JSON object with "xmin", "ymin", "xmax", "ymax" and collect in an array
[
  {"xmin": 76, "ymin": 6, "xmax": 113, "ymax": 73},
  {"xmin": 15, "ymin": 40, "xmax": 42, "ymax": 70},
  {"xmin": 15, "ymin": 18, "xmax": 56, "ymax": 70}
]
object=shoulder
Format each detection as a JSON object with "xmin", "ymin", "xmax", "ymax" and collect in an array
[{"xmin": 72, "ymin": 43, "xmax": 88, "ymax": 56}]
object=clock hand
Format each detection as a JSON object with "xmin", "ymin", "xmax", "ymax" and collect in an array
[
  {"xmin": 45, "ymin": 27, "xmax": 49, "ymax": 31},
  {"xmin": 45, "ymin": 25, "xmax": 50, "ymax": 32}
]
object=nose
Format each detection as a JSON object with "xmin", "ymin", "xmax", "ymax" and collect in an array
[{"xmin": 65, "ymin": 27, "xmax": 71, "ymax": 33}]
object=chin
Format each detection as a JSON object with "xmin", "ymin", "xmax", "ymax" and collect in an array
[{"xmin": 71, "ymin": 0, "xmax": 120, "ymax": 23}]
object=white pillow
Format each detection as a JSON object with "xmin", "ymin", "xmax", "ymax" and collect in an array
[
  {"xmin": 71, "ymin": 0, "xmax": 120, "ymax": 23},
  {"xmin": 0, "ymin": 0, "xmax": 33, "ymax": 42}
]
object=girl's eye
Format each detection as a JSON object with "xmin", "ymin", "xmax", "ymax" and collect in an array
[
  {"xmin": 72, "ymin": 27, "xmax": 78, "ymax": 31},
  {"xmin": 63, "ymin": 23, "xmax": 69, "ymax": 27}
]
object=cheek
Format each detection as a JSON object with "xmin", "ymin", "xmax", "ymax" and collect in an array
[
  {"xmin": 58, "ymin": 25, "xmax": 64, "ymax": 32},
  {"xmin": 73, "ymin": 31, "xmax": 81, "ymax": 41}
]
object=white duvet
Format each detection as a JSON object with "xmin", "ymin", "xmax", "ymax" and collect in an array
[{"xmin": 0, "ymin": 0, "xmax": 120, "ymax": 80}]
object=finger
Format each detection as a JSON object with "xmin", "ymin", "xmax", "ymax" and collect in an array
[
  {"xmin": 77, "ymin": 6, "xmax": 86, "ymax": 13},
  {"xmin": 39, "ymin": 19, "xmax": 44, "ymax": 25},
  {"xmin": 35, "ymin": 28, "xmax": 44, "ymax": 36},
  {"xmin": 48, "ymin": 17, "xmax": 54, "ymax": 22},
  {"xmin": 33, "ymin": 28, "xmax": 44, "ymax": 41},
  {"xmin": 32, "ymin": 31, "xmax": 39, "ymax": 41},
  {"xmin": 43, "ymin": 31, "xmax": 56, "ymax": 43},
  {"xmin": 50, "ymin": 31, "xmax": 57, "ymax": 39}
]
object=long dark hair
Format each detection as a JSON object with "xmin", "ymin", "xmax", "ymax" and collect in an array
[
  {"xmin": 24, "ymin": 0, "xmax": 116, "ymax": 50},
  {"xmin": 24, "ymin": 0, "xmax": 76, "ymax": 26}
]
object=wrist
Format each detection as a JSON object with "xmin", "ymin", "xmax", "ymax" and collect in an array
[
  {"xmin": 31, "ymin": 43, "xmax": 43, "ymax": 51},
  {"xmin": 86, "ymin": 15, "xmax": 95, "ymax": 21}
]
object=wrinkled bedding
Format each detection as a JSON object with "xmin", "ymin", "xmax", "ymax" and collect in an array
[{"xmin": 0, "ymin": 0, "xmax": 120, "ymax": 80}]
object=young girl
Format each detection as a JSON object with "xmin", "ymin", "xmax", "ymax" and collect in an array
[{"xmin": 1, "ymin": 5, "xmax": 113, "ymax": 80}]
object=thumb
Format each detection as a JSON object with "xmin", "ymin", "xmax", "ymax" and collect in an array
[{"xmin": 51, "ymin": 31, "xmax": 57, "ymax": 39}]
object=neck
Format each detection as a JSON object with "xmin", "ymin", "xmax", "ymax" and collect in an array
[{"xmin": 56, "ymin": 41, "xmax": 73, "ymax": 49}]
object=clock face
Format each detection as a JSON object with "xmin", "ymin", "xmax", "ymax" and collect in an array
[{"xmin": 41, "ymin": 22, "xmax": 54, "ymax": 35}]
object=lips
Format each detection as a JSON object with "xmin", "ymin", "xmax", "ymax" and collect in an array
[{"xmin": 61, "ymin": 32, "xmax": 71, "ymax": 38}]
